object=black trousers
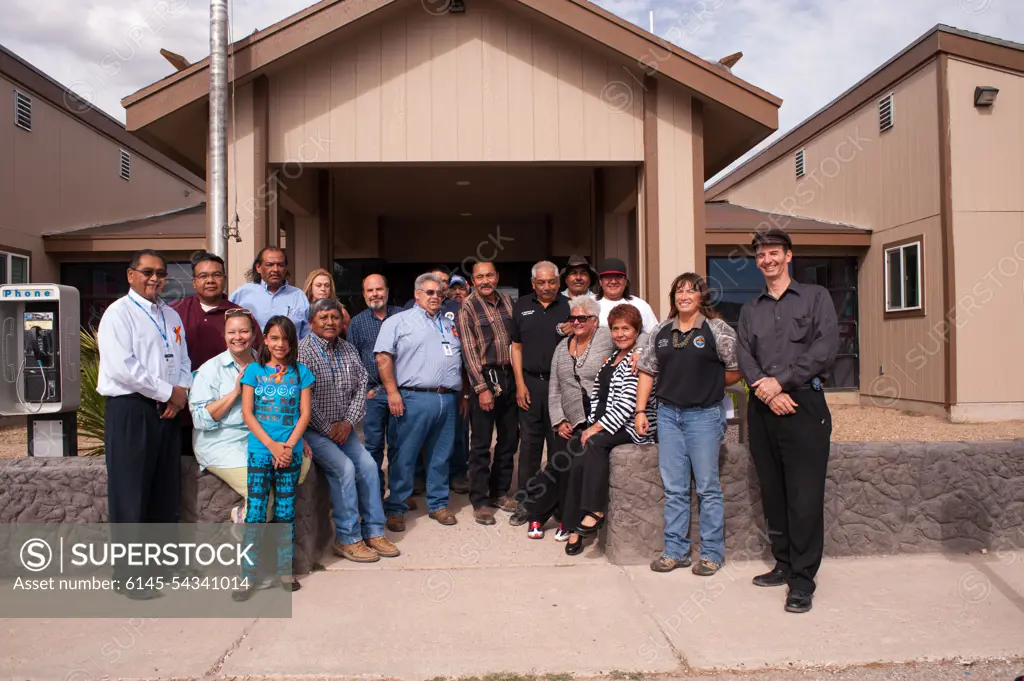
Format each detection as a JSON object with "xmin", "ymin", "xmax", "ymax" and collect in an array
[
  {"xmin": 516, "ymin": 372, "xmax": 559, "ymax": 498},
  {"xmin": 748, "ymin": 389, "xmax": 832, "ymax": 594},
  {"xmin": 561, "ymin": 428, "xmax": 632, "ymax": 532},
  {"xmin": 105, "ymin": 394, "xmax": 182, "ymax": 581},
  {"xmin": 468, "ymin": 366, "xmax": 520, "ymax": 509},
  {"xmin": 520, "ymin": 424, "xmax": 585, "ymax": 525}
]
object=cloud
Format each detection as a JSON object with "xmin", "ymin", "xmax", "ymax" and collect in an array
[{"xmin": 1, "ymin": 0, "xmax": 1021, "ymax": 181}]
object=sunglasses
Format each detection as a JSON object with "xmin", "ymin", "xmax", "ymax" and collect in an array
[
  {"xmin": 568, "ymin": 315, "xmax": 596, "ymax": 323},
  {"xmin": 225, "ymin": 308, "xmax": 253, "ymax": 318},
  {"xmin": 420, "ymin": 289, "xmax": 443, "ymax": 298},
  {"xmin": 130, "ymin": 267, "xmax": 168, "ymax": 279}
]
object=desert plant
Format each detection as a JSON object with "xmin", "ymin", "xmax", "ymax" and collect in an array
[{"xmin": 77, "ymin": 328, "xmax": 105, "ymax": 455}]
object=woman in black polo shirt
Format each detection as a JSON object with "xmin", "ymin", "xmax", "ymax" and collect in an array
[{"xmin": 635, "ymin": 273, "xmax": 741, "ymax": 576}]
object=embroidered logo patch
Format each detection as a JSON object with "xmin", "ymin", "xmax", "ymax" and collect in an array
[
  {"xmin": 693, "ymin": 336, "xmax": 706, "ymax": 349},
  {"xmin": 657, "ymin": 338, "xmax": 669, "ymax": 348},
  {"xmin": 445, "ymin": 311, "xmax": 455, "ymax": 321}
]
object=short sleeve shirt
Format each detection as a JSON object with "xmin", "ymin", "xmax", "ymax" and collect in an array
[{"xmin": 240, "ymin": 362, "xmax": 315, "ymax": 456}]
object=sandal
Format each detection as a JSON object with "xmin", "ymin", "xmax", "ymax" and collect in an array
[{"xmin": 575, "ymin": 511, "xmax": 605, "ymax": 536}]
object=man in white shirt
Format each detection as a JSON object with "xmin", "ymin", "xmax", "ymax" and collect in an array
[
  {"xmin": 97, "ymin": 249, "xmax": 192, "ymax": 598},
  {"xmin": 595, "ymin": 257, "xmax": 659, "ymax": 332}
]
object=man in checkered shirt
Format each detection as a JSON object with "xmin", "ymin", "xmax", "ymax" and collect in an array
[{"xmin": 298, "ymin": 298, "xmax": 400, "ymax": 563}]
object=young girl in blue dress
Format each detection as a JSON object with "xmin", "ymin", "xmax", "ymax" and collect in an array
[{"xmin": 234, "ymin": 315, "xmax": 314, "ymax": 600}]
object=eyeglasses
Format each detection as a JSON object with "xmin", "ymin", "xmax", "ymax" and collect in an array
[
  {"xmin": 225, "ymin": 308, "xmax": 253, "ymax": 318},
  {"xmin": 130, "ymin": 268, "xmax": 168, "ymax": 279},
  {"xmin": 568, "ymin": 315, "xmax": 596, "ymax": 324},
  {"xmin": 194, "ymin": 272, "xmax": 225, "ymax": 281},
  {"xmin": 420, "ymin": 289, "xmax": 443, "ymax": 298}
]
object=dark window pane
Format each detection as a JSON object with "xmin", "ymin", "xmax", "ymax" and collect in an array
[
  {"xmin": 886, "ymin": 248, "xmax": 902, "ymax": 309},
  {"xmin": 707, "ymin": 257, "xmax": 764, "ymax": 291},
  {"xmin": 0, "ymin": 256, "xmax": 7, "ymax": 285},
  {"xmin": 903, "ymin": 244, "xmax": 920, "ymax": 308},
  {"xmin": 11, "ymin": 256, "xmax": 29, "ymax": 284}
]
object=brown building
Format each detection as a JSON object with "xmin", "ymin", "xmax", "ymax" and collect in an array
[
  {"xmin": 706, "ymin": 25, "xmax": 1024, "ymax": 423},
  {"xmin": 1, "ymin": 45, "xmax": 207, "ymax": 327},
  {"xmin": 119, "ymin": 0, "xmax": 781, "ymax": 317}
]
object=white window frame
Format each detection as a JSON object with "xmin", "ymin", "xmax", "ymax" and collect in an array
[
  {"xmin": 884, "ymin": 240, "xmax": 921, "ymax": 313},
  {"xmin": 0, "ymin": 250, "xmax": 31, "ymax": 284}
]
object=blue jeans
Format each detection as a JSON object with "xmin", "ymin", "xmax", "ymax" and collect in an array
[
  {"xmin": 387, "ymin": 390, "xmax": 455, "ymax": 515},
  {"xmin": 363, "ymin": 389, "xmax": 397, "ymax": 499},
  {"xmin": 658, "ymin": 402, "xmax": 727, "ymax": 564},
  {"xmin": 305, "ymin": 430, "xmax": 386, "ymax": 545}
]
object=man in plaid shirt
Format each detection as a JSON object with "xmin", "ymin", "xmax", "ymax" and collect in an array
[{"xmin": 299, "ymin": 298, "xmax": 400, "ymax": 563}]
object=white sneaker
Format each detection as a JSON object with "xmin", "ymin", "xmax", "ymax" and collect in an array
[{"xmin": 553, "ymin": 523, "xmax": 570, "ymax": 542}]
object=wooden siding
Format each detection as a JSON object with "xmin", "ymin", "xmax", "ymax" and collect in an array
[{"xmin": 268, "ymin": 3, "xmax": 644, "ymax": 163}]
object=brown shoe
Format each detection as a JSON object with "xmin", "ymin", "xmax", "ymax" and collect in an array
[
  {"xmin": 365, "ymin": 535, "xmax": 401, "ymax": 558},
  {"xmin": 386, "ymin": 514, "xmax": 406, "ymax": 532},
  {"xmin": 405, "ymin": 497, "xmax": 418, "ymax": 511},
  {"xmin": 428, "ymin": 507, "xmax": 458, "ymax": 525},
  {"xmin": 333, "ymin": 540, "xmax": 380, "ymax": 563},
  {"xmin": 494, "ymin": 495, "xmax": 519, "ymax": 513},
  {"xmin": 474, "ymin": 507, "xmax": 496, "ymax": 525}
]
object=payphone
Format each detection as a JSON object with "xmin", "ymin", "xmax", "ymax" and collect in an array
[{"xmin": 0, "ymin": 284, "xmax": 80, "ymax": 456}]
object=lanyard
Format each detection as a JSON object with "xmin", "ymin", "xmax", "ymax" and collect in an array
[
  {"xmin": 130, "ymin": 297, "xmax": 169, "ymax": 349},
  {"xmin": 315, "ymin": 340, "xmax": 347, "ymax": 385}
]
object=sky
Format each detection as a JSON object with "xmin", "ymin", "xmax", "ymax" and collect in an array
[{"xmin": 1, "ymin": 0, "xmax": 1021, "ymax": 180}]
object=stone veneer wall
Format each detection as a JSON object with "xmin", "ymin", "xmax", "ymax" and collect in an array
[
  {"xmin": 0, "ymin": 457, "xmax": 335, "ymax": 574},
  {"xmin": 605, "ymin": 440, "xmax": 1024, "ymax": 565}
]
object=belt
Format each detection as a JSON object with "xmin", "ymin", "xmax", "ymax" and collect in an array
[
  {"xmin": 524, "ymin": 370, "xmax": 550, "ymax": 380},
  {"xmin": 400, "ymin": 386, "xmax": 457, "ymax": 394},
  {"xmin": 111, "ymin": 393, "xmax": 163, "ymax": 409}
]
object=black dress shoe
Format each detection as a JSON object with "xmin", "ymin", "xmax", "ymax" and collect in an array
[
  {"xmin": 785, "ymin": 590, "xmax": 813, "ymax": 613},
  {"xmin": 752, "ymin": 567, "xmax": 787, "ymax": 587},
  {"xmin": 565, "ymin": 535, "xmax": 585, "ymax": 556}
]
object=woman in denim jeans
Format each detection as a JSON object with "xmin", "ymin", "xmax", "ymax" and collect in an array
[{"xmin": 634, "ymin": 273, "xmax": 741, "ymax": 576}]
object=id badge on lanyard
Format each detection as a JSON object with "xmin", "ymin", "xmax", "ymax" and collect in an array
[{"xmin": 438, "ymin": 317, "xmax": 454, "ymax": 356}]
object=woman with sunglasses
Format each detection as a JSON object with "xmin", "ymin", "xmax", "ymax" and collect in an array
[
  {"xmin": 635, "ymin": 273, "xmax": 740, "ymax": 577},
  {"xmin": 519, "ymin": 295, "xmax": 642, "ymax": 541},
  {"xmin": 189, "ymin": 309, "xmax": 310, "ymax": 525}
]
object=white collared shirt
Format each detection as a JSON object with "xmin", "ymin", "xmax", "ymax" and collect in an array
[{"xmin": 97, "ymin": 289, "xmax": 192, "ymax": 401}]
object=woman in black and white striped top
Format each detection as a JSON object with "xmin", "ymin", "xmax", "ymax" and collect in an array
[{"xmin": 561, "ymin": 303, "xmax": 657, "ymax": 556}]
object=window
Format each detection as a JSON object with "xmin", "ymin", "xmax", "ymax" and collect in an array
[
  {"xmin": 0, "ymin": 251, "xmax": 30, "ymax": 284},
  {"xmin": 119, "ymin": 149, "xmax": 131, "ymax": 181},
  {"xmin": 879, "ymin": 93, "xmax": 894, "ymax": 133},
  {"xmin": 795, "ymin": 148, "xmax": 806, "ymax": 178},
  {"xmin": 14, "ymin": 90, "xmax": 31, "ymax": 131},
  {"xmin": 62, "ymin": 261, "xmax": 194, "ymax": 329},
  {"xmin": 707, "ymin": 255, "xmax": 861, "ymax": 389},
  {"xmin": 884, "ymin": 239, "xmax": 922, "ymax": 314}
]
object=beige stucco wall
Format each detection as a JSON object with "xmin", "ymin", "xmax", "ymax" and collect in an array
[
  {"xmin": 714, "ymin": 59, "xmax": 948, "ymax": 405},
  {"xmin": 650, "ymin": 79, "xmax": 696, "ymax": 319},
  {"xmin": 946, "ymin": 58, "xmax": 1024, "ymax": 420},
  {"xmin": 0, "ymin": 74, "xmax": 202, "ymax": 283},
  {"xmin": 267, "ymin": 2, "xmax": 644, "ymax": 164}
]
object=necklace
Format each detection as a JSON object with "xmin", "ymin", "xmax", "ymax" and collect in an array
[{"xmin": 570, "ymin": 334, "xmax": 593, "ymax": 368}]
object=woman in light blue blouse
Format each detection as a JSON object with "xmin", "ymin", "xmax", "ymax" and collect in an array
[{"xmin": 189, "ymin": 309, "xmax": 309, "ymax": 521}]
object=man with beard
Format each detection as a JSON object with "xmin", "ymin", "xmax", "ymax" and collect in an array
[
  {"xmin": 348, "ymin": 274, "xmax": 404, "ymax": 499},
  {"xmin": 457, "ymin": 261, "xmax": 519, "ymax": 525}
]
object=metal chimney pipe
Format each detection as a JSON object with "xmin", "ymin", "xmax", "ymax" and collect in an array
[{"xmin": 207, "ymin": 0, "xmax": 229, "ymax": 260}]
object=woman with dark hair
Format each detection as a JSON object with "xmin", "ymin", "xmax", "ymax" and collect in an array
[
  {"xmin": 234, "ymin": 315, "xmax": 314, "ymax": 599},
  {"xmin": 635, "ymin": 273, "xmax": 741, "ymax": 576},
  {"xmin": 561, "ymin": 303, "xmax": 657, "ymax": 556}
]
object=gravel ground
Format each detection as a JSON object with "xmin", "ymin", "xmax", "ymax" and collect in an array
[{"xmin": 0, "ymin": 406, "xmax": 1022, "ymax": 460}]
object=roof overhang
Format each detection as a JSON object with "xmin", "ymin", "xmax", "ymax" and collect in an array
[
  {"xmin": 704, "ymin": 201, "xmax": 872, "ymax": 248},
  {"xmin": 122, "ymin": 0, "xmax": 780, "ymax": 179},
  {"xmin": 707, "ymin": 24, "xmax": 1024, "ymax": 198},
  {"xmin": 43, "ymin": 204, "xmax": 206, "ymax": 253}
]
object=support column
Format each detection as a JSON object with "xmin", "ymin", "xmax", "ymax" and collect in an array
[{"xmin": 641, "ymin": 76, "xmax": 660, "ymax": 309}]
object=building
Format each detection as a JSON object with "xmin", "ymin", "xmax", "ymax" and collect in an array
[
  {"xmin": 706, "ymin": 25, "xmax": 1024, "ymax": 422},
  {"xmin": 0, "ymin": 45, "xmax": 207, "ymax": 327},
  {"xmin": 119, "ymin": 0, "xmax": 780, "ymax": 316}
]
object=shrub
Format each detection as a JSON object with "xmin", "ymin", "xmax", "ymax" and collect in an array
[{"xmin": 77, "ymin": 328, "xmax": 105, "ymax": 456}]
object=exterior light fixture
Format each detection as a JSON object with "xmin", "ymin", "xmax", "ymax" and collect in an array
[
  {"xmin": 460, "ymin": 212, "xmax": 472, "ymax": 217},
  {"xmin": 455, "ymin": 180, "xmax": 471, "ymax": 186},
  {"xmin": 449, "ymin": 0, "xmax": 466, "ymax": 12},
  {"xmin": 974, "ymin": 86, "xmax": 998, "ymax": 107}
]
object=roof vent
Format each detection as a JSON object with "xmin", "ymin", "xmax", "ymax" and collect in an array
[
  {"xmin": 14, "ymin": 91, "xmax": 31, "ymax": 131},
  {"xmin": 879, "ymin": 93, "xmax": 894, "ymax": 133},
  {"xmin": 795, "ymin": 148, "xmax": 806, "ymax": 179},
  {"xmin": 119, "ymin": 149, "xmax": 131, "ymax": 181}
]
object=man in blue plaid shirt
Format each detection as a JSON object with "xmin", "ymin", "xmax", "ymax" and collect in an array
[{"xmin": 299, "ymin": 298, "xmax": 400, "ymax": 563}]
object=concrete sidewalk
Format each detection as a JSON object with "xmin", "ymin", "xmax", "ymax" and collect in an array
[{"xmin": 3, "ymin": 502, "xmax": 1024, "ymax": 681}]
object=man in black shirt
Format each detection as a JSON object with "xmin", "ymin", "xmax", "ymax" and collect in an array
[
  {"xmin": 736, "ymin": 227, "xmax": 839, "ymax": 615},
  {"xmin": 510, "ymin": 261, "xmax": 571, "ymax": 525}
]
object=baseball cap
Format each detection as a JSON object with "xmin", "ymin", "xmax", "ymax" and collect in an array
[
  {"xmin": 598, "ymin": 257, "xmax": 629, "ymax": 277},
  {"xmin": 449, "ymin": 274, "xmax": 468, "ymax": 287}
]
